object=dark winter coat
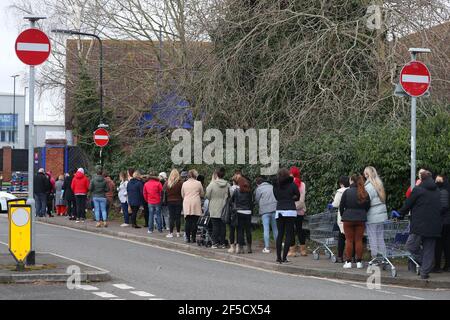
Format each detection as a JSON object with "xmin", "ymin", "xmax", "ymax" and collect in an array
[
  {"xmin": 62, "ymin": 175, "xmax": 75, "ymax": 201},
  {"xmin": 273, "ymin": 177, "xmax": 300, "ymax": 211},
  {"xmin": 127, "ymin": 178, "xmax": 144, "ymax": 207},
  {"xmin": 34, "ymin": 172, "xmax": 51, "ymax": 194},
  {"xmin": 339, "ymin": 184, "xmax": 371, "ymax": 222},
  {"xmin": 438, "ymin": 184, "xmax": 450, "ymax": 225},
  {"xmin": 232, "ymin": 188, "xmax": 254, "ymax": 212},
  {"xmin": 399, "ymin": 177, "xmax": 442, "ymax": 238},
  {"xmin": 89, "ymin": 175, "xmax": 109, "ymax": 198}
]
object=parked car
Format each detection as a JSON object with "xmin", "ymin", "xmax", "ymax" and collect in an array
[{"xmin": 0, "ymin": 192, "xmax": 17, "ymax": 213}]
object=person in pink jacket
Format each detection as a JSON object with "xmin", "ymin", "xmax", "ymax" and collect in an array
[
  {"xmin": 181, "ymin": 169, "xmax": 204, "ymax": 243},
  {"xmin": 288, "ymin": 166, "xmax": 307, "ymax": 257},
  {"xmin": 143, "ymin": 173, "xmax": 163, "ymax": 233}
]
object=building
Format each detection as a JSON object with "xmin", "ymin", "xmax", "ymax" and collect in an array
[
  {"xmin": 0, "ymin": 93, "xmax": 26, "ymax": 149},
  {"xmin": 25, "ymin": 121, "xmax": 66, "ymax": 148},
  {"xmin": 64, "ymin": 39, "xmax": 210, "ymax": 145}
]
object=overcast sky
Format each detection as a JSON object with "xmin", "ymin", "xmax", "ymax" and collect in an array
[{"xmin": 0, "ymin": 0, "xmax": 62, "ymax": 123}]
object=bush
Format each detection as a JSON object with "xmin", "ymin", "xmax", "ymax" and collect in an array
[{"xmin": 105, "ymin": 111, "xmax": 450, "ymax": 215}]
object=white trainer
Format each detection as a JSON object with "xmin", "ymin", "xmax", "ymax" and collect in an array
[
  {"xmin": 356, "ymin": 262, "xmax": 364, "ymax": 269},
  {"xmin": 166, "ymin": 233, "xmax": 174, "ymax": 238},
  {"xmin": 120, "ymin": 223, "xmax": 129, "ymax": 227},
  {"xmin": 262, "ymin": 248, "xmax": 271, "ymax": 254},
  {"xmin": 343, "ymin": 261, "xmax": 352, "ymax": 269},
  {"xmin": 176, "ymin": 233, "xmax": 181, "ymax": 238}
]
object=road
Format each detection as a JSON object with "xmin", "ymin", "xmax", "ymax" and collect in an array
[{"xmin": 0, "ymin": 216, "xmax": 449, "ymax": 300}]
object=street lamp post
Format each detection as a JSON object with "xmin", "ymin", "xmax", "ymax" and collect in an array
[
  {"xmin": 52, "ymin": 29, "xmax": 107, "ymax": 168},
  {"xmin": 51, "ymin": 29, "xmax": 105, "ymax": 126},
  {"xmin": 11, "ymin": 75, "xmax": 19, "ymax": 148}
]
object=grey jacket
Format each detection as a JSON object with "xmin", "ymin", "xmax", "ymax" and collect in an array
[
  {"xmin": 254, "ymin": 182, "xmax": 277, "ymax": 215},
  {"xmin": 205, "ymin": 179, "xmax": 230, "ymax": 219},
  {"xmin": 89, "ymin": 175, "xmax": 108, "ymax": 198},
  {"xmin": 365, "ymin": 181, "xmax": 388, "ymax": 224}
]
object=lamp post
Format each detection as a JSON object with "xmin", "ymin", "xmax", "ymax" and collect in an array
[
  {"xmin": 11, "ymin": 74, "xmax": 19, "ymax": 148},
  {"xmin": 52, "ymin": 29, "xmax": 107, "ymax": 168},
  {"xmin": 51, "ymin": 29, "xmax": 105, "ymax": 126}
]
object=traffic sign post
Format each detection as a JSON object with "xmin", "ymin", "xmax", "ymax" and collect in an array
[
  {"xmin": 396, "ymin": 48, "xmax": 431, "ymax": 191},
  {"xmin": 94, "ymin": 128, "xmax": 110, "ymax": 169},
  {"xmin": 16, "ymin": 16, "xmax": 49, "ymax": 266},
  {"xmin": 8, "ymin": 204, "xmax": 32, "ymax": 271}
]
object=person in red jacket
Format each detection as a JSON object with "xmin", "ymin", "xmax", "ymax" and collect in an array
[
  {"xmin": 143, "ymin": 173, "xmax": 163, "ymax": 233},
  {"xmin": 71, "ymin": 168, "xmax": 90, "ymax": 222}
]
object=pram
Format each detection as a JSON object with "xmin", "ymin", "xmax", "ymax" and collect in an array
[
  {"xmin": 196, "ymin": 215, "xmax": 213, "ymax": 247},
  {"xmin": 309, "ymin": 209, "xmax": 340, "ymax": 262},
  {"xmin": 368, "ymin": 219, "xmax": 420, "ymax": 277}
]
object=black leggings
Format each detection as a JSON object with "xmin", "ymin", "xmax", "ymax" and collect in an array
[
  {"xmin": 211, "ymin": 218, "xmax": 226, "ymax": 245},
  {"xmin": 143, "ymin": 204, "xmax": 149, "ymax": 227},
  {"xmin": 229, "ymin": 224, "xmax": 238, "ymax": 245},
  {"xmin": 75, "ymin": 195, "xmax": 87, "ymax": 219},
  {"xmin": 435, "ymin": 224, "xmax": 450, "ymax": 269},
  {"xmin": 276, "ymin": 216, "xmax": 295, "ymax": 261},
  {"xmin": 292, "ymin": 215, "xmax": 306, "ymax": 246},
  {"xmin": 185, "ymin": 215, "xmax": 199, "ymax": 242},
  {"xmin": 168, "ymin": 203, "xmax": 182, "ymax": 233},
  {"xmin": 237, "ymin": 213, "xmax": 252, "ymax": 247},
  {"xmin": 130, "ymin": 205, "xmax": 140, "ymax": 226},
  {"xmin": 66, "ymin": 199, "xmax": 76, "ymax": 218}
]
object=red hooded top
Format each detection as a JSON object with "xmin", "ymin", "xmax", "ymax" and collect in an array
[
  {"xmin": 143, "ymin": 177, "xmax": 163, "ymax": 205},
  {"xmin": 71, "ymin": 171, "xmax": 90, "ymax": 195},
  {"xmin": 289, "ymin": 166, "xmax": 302, "ymax": 188}
]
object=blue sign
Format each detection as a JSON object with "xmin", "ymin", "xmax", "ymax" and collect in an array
[{"xmin": 0, "ymin": 114, "xmax": 18, "ymax": 130}]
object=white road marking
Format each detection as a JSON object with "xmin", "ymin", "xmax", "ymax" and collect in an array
[
  {"xmin": 113, "ymin": 284, "xmax": 135, "ymax": 290},
  {"xmin": 130, "ymin": 291, "xmax": 155, "ymax": 297},
  {"xmin": 149, "ymin": 298, "xmax": 165, "ymax": 300},
  {"xmin": 403, "ymin": 294, "xmax": 425, "ymax": 300},
  {"xmin": 378, "ymin": 290, "xmax": 395, "ymax": 295},
  {"xmin": 110, "ymin": 299, "xmax": 127, "ymax": 300},
  {"xmin": 93, "ymin": 292, "xmax": 118, "ymax": 299},
  {"xmin": 78, "ymin": 285, "xmax": 99, "ymax": 291}
]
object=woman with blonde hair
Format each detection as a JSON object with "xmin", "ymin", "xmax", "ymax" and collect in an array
[
  {"xmin": 181, "ymin": 169, "xmax": 204, "ymax": 243},
  {"xmin": 164, "ymin": 169, "xmax": 184, "ymax": 238},
  {"xmin": 364, "ymin": 166, "xmax": 388, "ymax": 263}
]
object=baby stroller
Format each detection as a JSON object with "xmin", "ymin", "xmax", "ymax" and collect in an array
[{"xmin": 196, "ymin": 215, "xmax": 213, "ymax": 247}]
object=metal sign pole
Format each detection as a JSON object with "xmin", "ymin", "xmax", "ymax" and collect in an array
[
  {"xmin": 24, "ymin": 16, "xmax": 47, "ymax": 265},
  {"xmin": 409, "ymin": 51, "xmax": 417, "ymax": 192}
]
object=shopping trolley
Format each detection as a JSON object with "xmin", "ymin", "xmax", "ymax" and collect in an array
[
  {"xmin": 309, "ymin": 209, "xmax": 339, "ymax": 262},
  {"xmin": 368, "ymin": 219, "xmax": 420, "ymax": 277}
]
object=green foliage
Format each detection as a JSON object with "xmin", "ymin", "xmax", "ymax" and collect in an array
[
  {"xmin": 73, "ymin": 65, "xmax": 116, "ymax": 166},
  {"xmin": 105, "ymin": 111, "xmax": 449, "ymax": 215}
]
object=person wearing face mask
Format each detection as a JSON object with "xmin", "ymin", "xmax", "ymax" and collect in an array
[{"xmin": 433, "ymin": 175, "xmax": 450, "ymax": 273}]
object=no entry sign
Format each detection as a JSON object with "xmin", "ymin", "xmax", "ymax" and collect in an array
[
  {"xmin": 93, "ymin": 128, "xmax": 109, "ymax": 148},
  {"xmin": 400, "ymin": 61, "xmax": 431, "ymax": 97},
  {"xmin": 15, "ymin": 28, "xmax": 51, "ymax": 66}
]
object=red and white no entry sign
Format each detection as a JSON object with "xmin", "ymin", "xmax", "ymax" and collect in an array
[
  {"xmin": 15, "ymin": 28, "xmax": 51, "ymax": 66},
  {"xmin": 400, "ymin": 60, "xmax": 431, "ymax": 97},
  {"xmin": 93, "ymin": 128, "xmax": 109, "ymax": 148}
]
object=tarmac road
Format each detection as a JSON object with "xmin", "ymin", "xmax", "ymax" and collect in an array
[{"xmin": 0, "ymin": 216, "xmax": 449, "ymax": 300}]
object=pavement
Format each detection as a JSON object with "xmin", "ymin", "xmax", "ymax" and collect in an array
[
  {"xmin": 1, "ymin": 215, "xmax": 450, "ymax": 300},
  {"xmin": 36, "ymin": 215, "xmax": 450, "ymax": 289}
]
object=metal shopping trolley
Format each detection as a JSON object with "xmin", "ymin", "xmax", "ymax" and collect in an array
[
  {"xmin": 368, "ymin": 219, "xmax": 420, "ymax": 277},
  {"xmin": 309, "ymin": 209, "xmax": 339, "ymax": 262}
]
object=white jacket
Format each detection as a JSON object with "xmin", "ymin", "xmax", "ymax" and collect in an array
[
  {"xmin": 332, "ymin": 187, "xmax": 348, "ymax": 234},
  {"xmin": 118, "ymin": 181, "xmax": 128, "ymax": 204}
]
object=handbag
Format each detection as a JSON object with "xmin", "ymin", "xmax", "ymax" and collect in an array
[
  {"xmin": 221, "ymin": 189, "xmax": 238, "ymax": 226},
  {"xmin": 161, "ymin": 185, "xmax": 168, "ymax": 206}
]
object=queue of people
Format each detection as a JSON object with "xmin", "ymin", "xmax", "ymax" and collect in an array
[{"xmin": 34, "ymin": 164, "xmax": 450, "ymax": 278}]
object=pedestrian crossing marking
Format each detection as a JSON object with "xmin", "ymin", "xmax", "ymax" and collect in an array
[
  {"xmin": 113, "ymin": 284, "xmax": 135, "ymax": 290},
  {"xmin": 130, "ymin": 291, "xmax": 155, "ymax": 297},
  {"xmin": 78, "ymin": 285, "xmax": 99, "ymax": 291},
  {"xmin": 93, "ymin": 292, "xmax": 118, "ymax": 298}
]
